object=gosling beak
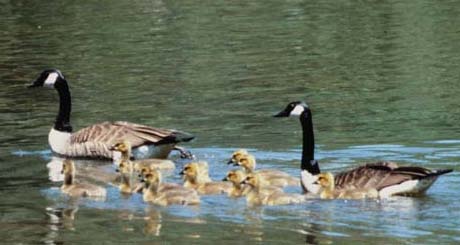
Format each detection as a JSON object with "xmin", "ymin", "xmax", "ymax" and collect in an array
[
  {"xmin": 240, "ymin": 180, "xmax": 248, "ymax": 185},
  {"xmin": 227, "ymin": 159, "xmax": 234, "ymax": 165},
  {"xmin": 109, "ymin": 145, "xmax": 117, "ymax": 151},
  {"xmin": 115, "ymin": 168, "xmax": 119, "ymax": 173},
  {"xmin": 179, "ymin": 170, "xmax": 185, "ymax": 175},
  {"xmin": 140, "ymin": 178, "xmax": 145, "ymax": 183},
  {"xmin": 313, "ymin": 180, "xmax": 319, "ymax": 185},
  {"xmin": 222, "ymin": 177, "xmax": 228, "ymax": 181}
]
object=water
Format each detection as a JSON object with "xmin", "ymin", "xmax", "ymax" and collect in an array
[{"xmin": 1, "ymin": 0, "xmax": 460, "ymax": 243}]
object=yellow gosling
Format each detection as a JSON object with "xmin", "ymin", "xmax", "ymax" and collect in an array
[
  {"xmin": 222, "ymin": 170, "xmax": 249, "ymax": 198},
  {"xmin": 180, "ymin": 162, "xmax": 232, "ymax": 195},
  {"xmin": 142, "ymin": 169, "xmax": 200, "ymax": 206},
  {"xmin": 237, "ymin": 154, "xmax": 299, "ymax": 188},
  {"xmin": 61, "ymin": 159, "xmax": 106, "ymax": 198},
  {"xmin": 116, "ymin": 160, "xmax": 140, "ymax": 194},
  {"xmin": 315, "ymin": 172, "xmax": 379, "ymax": 199},
  {"xmin": 227, "ymin": 149, "xmax": 249, "ymax": 165},
  {"xmin": 241, "ymin": 173, "xmax": 305, "ymax": 206}
]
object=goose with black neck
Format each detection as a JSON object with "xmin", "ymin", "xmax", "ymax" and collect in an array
[
  {"xmin": 28, "ymin": 69, "xmax": 195, "ymax": 160},
  {"xmin": 274, "ymin": 101, "xmax": 453, "ymax": 198}
]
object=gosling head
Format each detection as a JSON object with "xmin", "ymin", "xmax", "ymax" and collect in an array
[
  {"xmin": 227, "ymin": 149, "xmax": 249, "ymax": 165},
  {"xmin": 238, "ymin": 154, "xmax": 256, "ymax": 172},
  {"xmin": 241, "ymin": 173, "xmax": 260, "ymax": 188},
  {"xmin": 274, "ymin": 101, "xmax": 310, "ymax": 118},
  {"xmin": 61, "ymin": 159, "xmax": 75, "ymax": 175},
  {"xmin": 28, "ymin": 69, "xmax": 66, "ymax": 89},
  {"xmin": 138, "ymin": 166, "xmax": 151, "ymax": 179},
  {"xmin": 223, "ymin": 170, "xmax": 246, "ymax": 186},
  {"xmin": 314, "ymin": 172, "xmax": 335, "ymax": 189},
  {"xmin": 179, "ymin": 162, "xmax": 199, "ymax": 180},
  {"xmin": 109, "ymin": 140, "xmax": 132, "ymax": 153},
  {"xmin": 143, "ymin": 170, "xmax": 162, "ymax": 187}
]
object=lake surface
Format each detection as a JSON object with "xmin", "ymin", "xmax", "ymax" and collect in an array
[{"xmin": 1, "ymin": 0, "xmax": 460, "ymax": 243}]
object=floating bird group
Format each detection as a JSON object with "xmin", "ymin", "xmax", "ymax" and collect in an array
[{"xmin": 29, "ymin": 69, "xmax": 453, "ymax": 206}]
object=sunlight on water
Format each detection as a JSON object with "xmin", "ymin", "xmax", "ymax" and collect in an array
[{"xmin": 2, "ymin": 0, "xmax": 460, "ymax": 243}]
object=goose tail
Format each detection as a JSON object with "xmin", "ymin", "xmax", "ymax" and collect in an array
[
  {"xmin": 428, "ymin": 169, "xmax": 453, "ymax": 177},
  {"xmin": 157, "ymin": 131, "xmax": 195, "ymax": 145}
]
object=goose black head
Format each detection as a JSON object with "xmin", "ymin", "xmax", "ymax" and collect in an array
[
  {"xmin": 29, "ymin": 69, "xmax": 65, "ymax": 88},
  {"xmin": 274, "ymin": 101, "xmax": 309, "ymax": 117}
]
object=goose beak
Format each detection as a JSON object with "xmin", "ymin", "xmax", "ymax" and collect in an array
[
  {"xmin": 273, "ymin": 109, "xmax": 289, "ymax": 117},
  {"xmin": 28, "ymin": 79, "xmax": 43, "ymax": 88}
]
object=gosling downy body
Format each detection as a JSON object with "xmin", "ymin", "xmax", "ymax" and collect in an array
[
  {"xmin": 142, "ymin": 170, "xmax": 200, "ymax": 206},
  {"xmin": 315, "ymin": 172, "xmax": 379, "ymax": 199},
  {"xmin": 180, "ymin": 162, "xmax": 232, "ymax": 195},
  {"xmin": 274, "ymin": 101, "xmax": 453, "ymax": 197},
  {"xmin": 61, "ymin": 159, "xmax": 106, "ymax": 198},
  {"xmin": 29, "ymin": 69, "xmax": 194, "ymax": 159},
  {"xmin": 237, "ymin": 154, "xmax": 299, "ymax": 188},
  {"xmin": 242, "ymin": 173, "xmax": 305, "ymax": 206}
]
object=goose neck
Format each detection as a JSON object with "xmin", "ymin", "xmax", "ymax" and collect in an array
[{"xmin": 54, "ymin": 79, "xmax": 72, "ymax": 132}]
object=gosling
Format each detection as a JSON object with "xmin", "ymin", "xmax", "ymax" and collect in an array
[
  {"xmin": 315, "ymin": 172, "xmax": 379, "ymax": 199},
  {"xmin": 222, "ymin": 170, "xmax": 249, "ymax": 198},
  {"xmin": 180, "ymin": 162, "xmax": 232, "ymax": 195},
  {"xmin": 237, "ymin": 154, "xmax": 299, "ymax": 187},
  {"xmin": 241, "ymin": 173, "xmax": 305, "ymax": 206},
  {"xmin": 142, "ymin": 169, "xmax": 200, "ymax": 206},
  {"xmin": 61, "ymin": 159, "xmax": 106, "ymax": 198}
]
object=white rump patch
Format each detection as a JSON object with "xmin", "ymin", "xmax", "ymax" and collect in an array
[
  {"xmin": 300, "ymin": 170, "xmax": 321, "ymax": 195},
  {"xmin": 290, "ymin": 104, "xmax": 305, "ymax": 116},
  {"xmin": 379, "ymin": 177, "xmax": 437, "ymax": 198},
  {"xmin": 44, "ymin": 72, "xmax": 59, "ymax": 87}
]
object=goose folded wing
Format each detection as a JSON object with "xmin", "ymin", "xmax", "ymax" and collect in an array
[
  {"xmin": 334, "ymin": 163, "xmax": 437, "ymax": 191},
  {"xmin": 69, "ymin": 121, "xmax": 182, "ymax": 148}
]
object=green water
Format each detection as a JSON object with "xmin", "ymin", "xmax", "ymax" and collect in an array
[{"xmin": 1, "ymin": 0, "xmax": 460, "ymax": 243}]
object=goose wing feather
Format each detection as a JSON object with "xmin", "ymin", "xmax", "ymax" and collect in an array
[
  {"xmin": 334, "ymin": 162, "xmax": 444, "ymax": 191},
  {"xmin": 70, "ymin": 121, "xmax": 189, "ymax": 148}
]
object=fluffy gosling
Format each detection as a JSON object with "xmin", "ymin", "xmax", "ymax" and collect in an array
[
  {"xmin": 315, "ymin": 172, "xmax": 379, "ymax": 199},
  {"xmin": 180, "ymin": 162, "xmax": 232, "ymax": 195},
  {"xmin": 61, "ymin": 159, "xmax": 106, "ymax": 198}
]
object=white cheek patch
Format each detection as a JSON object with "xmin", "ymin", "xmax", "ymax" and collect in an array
[
  {"xmin": 290, "ymin": 104, "xmax": 305, "ymax": 116},
  {"xmin": 44, "ymin": 72, "xmax": 59, "ymax": 87}
]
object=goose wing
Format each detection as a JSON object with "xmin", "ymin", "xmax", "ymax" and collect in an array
[
  {"xmin": 334, "ymin": 162, "xmax": 449, "ymax": 191},
  {"xmin": 70, "ymin": 121, "xmax": 194, "ymax": 148}
]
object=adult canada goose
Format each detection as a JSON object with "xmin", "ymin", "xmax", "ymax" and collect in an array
[
  {"xmin": 274, "ymin": 101, "xmax": 453, "ymax": 198},
  {"xmin": 61, "ymin": 159, "xmax": 106, "ymax": 198},
  {"xmin": 28, "ymin": 69, "xmax": 194, "ymax": 159},
  {"xmin": 314, "ymin": 172, "xmax": 379, "ymax": 199}
]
